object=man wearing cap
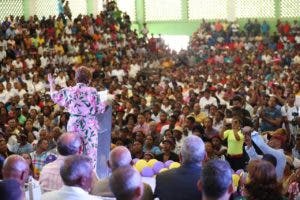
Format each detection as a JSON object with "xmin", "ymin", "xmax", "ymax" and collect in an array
[
  {"xmin": 243, "ymin": 126, "xmax": 286, "ymax": 180},
  {"xmin": 173, "ymin": 126, "xmax": 185, "ymax": 155}
]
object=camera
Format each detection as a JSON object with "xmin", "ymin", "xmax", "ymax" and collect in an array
[{"xmin": 291, "ymin": 112, "xmax": 299, "ymax": 126}]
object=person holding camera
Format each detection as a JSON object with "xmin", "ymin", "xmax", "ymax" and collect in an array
[
  {"xmin": 220, "ymin": 116, "xmax": 247, "ymax": 171},
  {"xmin": 281, "ymin": 93, "xmax": 300, "ymax": 140}
]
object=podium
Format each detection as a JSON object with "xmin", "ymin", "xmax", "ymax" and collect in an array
[{"xmin": 96, "ymin": 105, "xmax": 112, "ymax": 179}]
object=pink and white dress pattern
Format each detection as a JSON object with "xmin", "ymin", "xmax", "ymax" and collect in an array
[{"xmin": 50, "ymin": 83, "xmax": 106, "ymax": 168}]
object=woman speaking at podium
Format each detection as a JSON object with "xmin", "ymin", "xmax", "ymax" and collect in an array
[{"xmin": 48, "ymin": 66, "xmax": 107, "ymax": 168}]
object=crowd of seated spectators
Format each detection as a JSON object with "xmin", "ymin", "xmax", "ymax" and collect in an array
[{"xmin": 0, "ymin": 0, "xmax": 300, "ymax": 199}]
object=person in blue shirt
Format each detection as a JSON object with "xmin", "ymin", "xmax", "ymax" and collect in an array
[
  {"xmin": 261, "ymin": 20, "xmax": 270, "ymax": 36},
  {"xmin": 243, "ymin": 126, "xmax": 286, "ymax": 180},
  {"xmin": 259, "ymin": 96, "xmax": 282, "ymax": 132}
]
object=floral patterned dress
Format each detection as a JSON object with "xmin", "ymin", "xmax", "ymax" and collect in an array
[{"xmin": 50, "ymin": 83, "xmax": 106, "ymax": 168}]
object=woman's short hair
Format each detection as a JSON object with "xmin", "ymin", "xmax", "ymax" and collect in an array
[{"xmin": 75, "ymin": 66, "xmax": 92, "ymax": 84}]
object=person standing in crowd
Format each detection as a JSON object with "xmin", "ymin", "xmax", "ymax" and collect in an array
[
  {"xmin": 220, "ymin": 116, "xmax": 246, "ymax": 171},
  {"xmin": 259, "ymin": 96, "xmax": 282, "ymax": 132},
  {"xmin": 48, "ymin": 66, "xmax": 107, "ymax": 168},
  {"xmin": 243, "ymin": 126, "xmax": 286, "ymax": 180}
]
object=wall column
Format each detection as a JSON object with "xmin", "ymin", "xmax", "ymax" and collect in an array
[
  {"xmin": 181, "ymin": 0, "xmax": 188, "ymax": 21},
  {"xmin": 135, "ymin": 0, "xmax": 145, "ymax": 32},
  {"xmin": 227, "ymin": 0, "xmax": 235, "ymax": 21},
  {"xmin": 23, "ymin": 0, "xmax": 30, "ymax": 19},
  {"xmin": 87, "ymin": 0, "xmax": 101, "ymax": 16},
  {"xmin": 274, "ymin": 0, "xmax": 281, "ymax": 19}
]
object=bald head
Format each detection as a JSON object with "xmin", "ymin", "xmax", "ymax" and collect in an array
[
  {"xmin": 109, "ymin": 166, "xmax": 143, "ymax": 200},
  {"xmin": 109, "ymin": 146, "xmax": 132, "ymax": 171},
  {"xmin": 2, "ymin": 155, "xmax": 29, "ymax": 187},
  {"xmin": 57, "ymin": 132, "xmax": 81, "ymax": 156}
]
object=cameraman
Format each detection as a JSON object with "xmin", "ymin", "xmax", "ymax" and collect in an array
[{"xmin": 281, "ymin": 93, "xmax": 300, "ymax": 138}]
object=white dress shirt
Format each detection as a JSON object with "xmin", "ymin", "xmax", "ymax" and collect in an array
[{"xmin": 42, "ymin": 185, "xmax": 102, "ymax": 200}]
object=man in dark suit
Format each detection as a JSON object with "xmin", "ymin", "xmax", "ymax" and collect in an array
[
  {"xmin": 154, "ymin": 135, "xmax": 205, "ymax": 200},
  {"xmin": 198, "ymin": 159, "xmax": 233, "ymax": 200}
]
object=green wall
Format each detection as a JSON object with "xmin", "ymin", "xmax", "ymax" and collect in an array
[{"xmin": 131, "ymin": 0, "xmax": 300, "ymax": 36}]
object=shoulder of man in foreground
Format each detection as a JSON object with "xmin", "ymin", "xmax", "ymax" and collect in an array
[{"xmin": 90, "ymin": 178, "xmax": 112, "ymax": 197}]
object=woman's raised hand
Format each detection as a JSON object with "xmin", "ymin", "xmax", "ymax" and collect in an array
[{"xmin": 48, "ymin": 74, "xmax": 54, "ymax": 86}]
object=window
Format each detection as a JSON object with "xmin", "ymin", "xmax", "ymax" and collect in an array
[
  {"xmin": 188, "ymin": 0, "xmax": 228, "ymax": 20},
  {"xmin": 145, "ymin": 0, "xmax": 182, "ymax": 21},
  {"xmin": 68, "ymin": 0, "xmax": 87, "ymax": 18},
  {"xmin": 35, "ymin": 0, "xmax": 58, "ymax": 19},
  {"xmin": 116, "ymin": 0, "xmax": 136, "ymax": 21},
  {"xmin": 281, "ymin": 0, "xmax": 300, "ymax": 17},
  {"xmin": 234, "ymin": 0, "xmax": 275, "ymax": 18},
  {"xmin": 0, "ymin": 0, "xmax": 23, "ymax": 21}
]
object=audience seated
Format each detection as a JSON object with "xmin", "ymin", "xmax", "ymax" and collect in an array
[{"xmin": 0, "ymin": 0, "xmax": 300, "ymax": 199}]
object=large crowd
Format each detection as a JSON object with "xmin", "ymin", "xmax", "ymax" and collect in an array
[{"xmin": 0, "ymin": 0, "xmax": 300, "ymax": 199}]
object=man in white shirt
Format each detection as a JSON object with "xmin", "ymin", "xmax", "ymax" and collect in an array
[
  {"xmin": 42, "ymin": 155, "xmax": 102, "ymax": 200},
  {"xmin": 40, "ymin": 53, "xmax": 50, "ymax": 69},
  {"xmin": 4, "ymin": 81, "xmax": 18, "ymax": 102},
  {"xmin": 199, "ymin": 89, "xmax": 218, "ymax": 113},
  {"xmin": 261, "ymin": 51, "xmax": 272, "ymax": 64},
  {"xmin": 0, "ymin": 45, "xmax": 6, "ymax": 62},
  {"xmin": 111, "ymin": 65, "xmax": 126, "ymax": 83},
  {"xmin": 54, "ymin": 71, "xmax": 68, "ymax": 88},
  {"xmin": 0, "ymin": 82, "xmax": 7, "ymax": 103},
  {"xmin": 25, "ymin": 55, "xmax": 35, "ymax": 69},
  {"xmin": 12, "ymin": 57, "xmax": 23, "ymax": 69},
  {"xmin": 281, "ymin": 93, "xmax": 300, "ymax": 136},
  {"xmin": 293, "ymin": 52, "xmax": 300, "ymax": 65}
]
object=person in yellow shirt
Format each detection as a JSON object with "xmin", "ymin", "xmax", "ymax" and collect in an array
[
  {"xmin": 220, "ymin": 116, "xmax": 246, "ymax": 171},
  {"xmin": 189, "ymin": 103, "xmax": 207, "ymax": 125},
  {"xmin": 36, "ymin": 33, "xmax": 45, "ymax": 47},
  {"xmin": 294, "ymin": 82, "xmax": 300, "ymax": 107},
  {"xmin": 54, "ymin": 41, "xmax": 64, "ymax": 54}
]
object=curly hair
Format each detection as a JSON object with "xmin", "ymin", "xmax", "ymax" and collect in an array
[
  {"xmin": 245, "ymin": 159, "xmax": 283, "ymax": 200},
  {"xmin": 75, "ymin": 66, "xmax": 92, "ymax": 84}
]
